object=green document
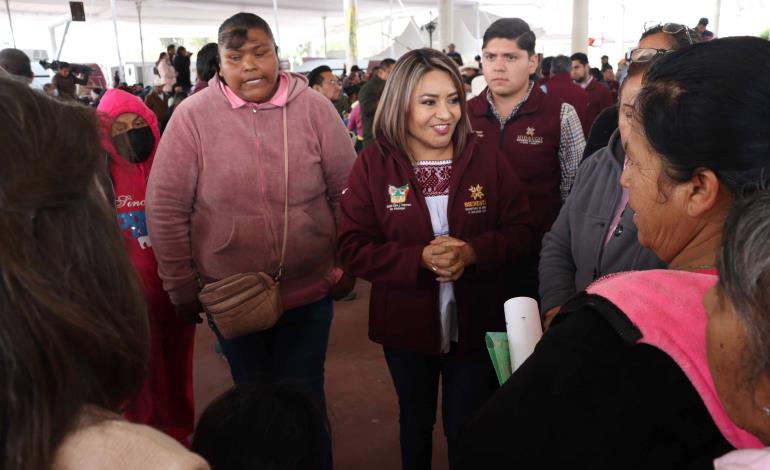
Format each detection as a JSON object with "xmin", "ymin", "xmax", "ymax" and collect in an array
[{"xmin": 486, "ymin": 332, "xmax": 512, "ymax": 386}]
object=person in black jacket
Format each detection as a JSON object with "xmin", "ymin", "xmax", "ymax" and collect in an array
[
  {"xmin": 173, "ymin": 46, "xmax": 193, "ymax": 93},
  {"xmin": 458, "ymin": 36, "xmax": 770, "ymax": 469}
]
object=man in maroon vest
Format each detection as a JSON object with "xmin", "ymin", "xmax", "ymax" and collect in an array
[
  {"xmin": 543, "ymin": 54, "xmax": 590, "ymax": 137},
  {"xmin": 468, "ymin": 18, "xmax": 586, "ymax": 298},
  {"xmin": 570, "ymin": 52, "xmax": 613, "ymax": 132}
]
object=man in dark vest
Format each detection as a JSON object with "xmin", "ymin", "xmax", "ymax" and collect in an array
[
  {"xmin": 468, "ymin": 18, "xmax": 585, "ymax": 299},
  {"xmin": 358, "ymin": 58, "xmax": 395, "ymax": 149},
  {"xmin": 544, "ymin": 54, "xmax": 590, "ymax": 137},
  {"xmin": 570, "ymin": 52, "xmax": 613, "ymax": 132}
]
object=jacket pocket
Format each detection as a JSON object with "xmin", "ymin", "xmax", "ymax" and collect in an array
[{"xmin": 205, "ymin": 215, "xmax": 274, "ymax": 276}]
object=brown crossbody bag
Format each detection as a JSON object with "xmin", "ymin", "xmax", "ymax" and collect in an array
[{"xmin": 197, "ymin": 106, "xmax": 289, "ymax": 340}]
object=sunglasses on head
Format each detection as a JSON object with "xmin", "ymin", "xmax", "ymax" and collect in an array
[{"xmin": 644, "ymin": 22, "xmax": 696, "ymax": 46}]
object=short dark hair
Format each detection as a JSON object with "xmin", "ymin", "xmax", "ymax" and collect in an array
[
  {"xmin": 350, "ymin": 65, "xmax": 361, "ymax": 73},
  {"xmin": 698, "ymin": 17, "xmax": 709, "ymax": 26},
  {"xmin": 482, "ymin": 18, "xmax": 536, "ymax": 56},
  {"xmin": 380, "ymin": 58, "xmax": 396, "ymax": 70},
  {"xmin": 570, "ymin": 52, "xmax": 588, "ymax": 65},
  {"xmin": 218, "ymin": 12, "xmax": 276, "ymax": 53},
  {"xmin": 635, "ymin": 36, "xmax": 770, "ymax": 197},
  {"xmin": 167, "ymin": 44, "xmax": 176, "ymax": 51},
  {"xmin": 589, "ymin": 67, "xmax": 602, "ymax": 81},
  {"xmin": 551, "ymin": 55, "xmax": 571, "ymax": 74},
  {"xmin": 192, "ymin": 381, "xmax": 328, "ymax": 470},
  {"xmin": 58, "ymin": 61, "xmax": 70, "ymax": 69},
  {"xmin": 540, "ymin": 56, "xmax": 553, "ymax": 76},
  {"xmin": 0, "ymin": 48, "xmax": 32, "ymax": 79},
  {"xmin": 601, "ymin": 55, "xmax": 609, "ymax": 60},
  {"xmin": 196, "ymin": 42, "xmax": 219, "ymax": 82},
  {"xmin": 601, "ymin": 63, "xmax": 613, "ymax": 72},
  {"xmin": 308, "ymin": 65, "xmax": 332, "ymax": 87}
]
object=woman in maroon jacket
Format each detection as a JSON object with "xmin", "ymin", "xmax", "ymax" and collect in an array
[{"xmin": 337, "ymin": 48, "xmax": 535, "ymax": 470}]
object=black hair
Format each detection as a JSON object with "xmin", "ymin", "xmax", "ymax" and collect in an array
[
  {"xmin": 196, "ymin": 42, "xmax": 219, "ymax": 82},
  {"xmin": 482, "ymin": 18, "xmax": 536, "ymax": 55},
  {"xmin": 218, "ymin": 12, "xmax": 277, "ymax": 54},
  {"xmin": 550, "ymin": 55, "xmax": 571, "ymax": 74},
  {"xmin": 58, "ymin": 61, "xmax": 70, "ymax": 69},
  {"xmin": 635, "ymin": 36, "xmax": 770, "ymax": 197},
  {"xmin": 167, "ymin": 44, "xmax": 176, "ymax": 51},
  {"xmin": 192, "ymin": 381, "xmax": 328, "ymax": 470},
  {"xmin": 177, "ymin": 46, "xmax": 186, "ymax": 54},
  {"xmin": 540, "ymin": 56, "xmax": 553, "ymax": 76},
  {"xmin": 0, "ymin": 48, "xmax": 32, "ymax": 79},
  {"xmin": 308, "ymin": 65, "xmax": 332, "ymax": 88},
  {"xmin": 601, "ymin": 54, "xmax": 609, "ymax": 60},
  {"xmin": 350, "ymin": 65, "xmax": 361, "ymax": 73},
  {"xmin": 640, "ymin": 24, "xmax": 700, "ymax": 50},
  {"xmin": 589, "ymin": 67, "xmax": 602, "ymax": 81},
  {"xmin": 601, "ymin": 63, "xmax": 613, "ymax": 72},
  {"xmin": 380, "ymin": 58, "xmax": 396, "ymax": 69},
  {"xmin": 570, "ymin": 52, "xmax": 588, "ymax": 65}
]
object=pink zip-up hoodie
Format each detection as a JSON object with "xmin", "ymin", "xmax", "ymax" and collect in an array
[{"xmin": 146, "ymin": 73, "xmax": 356, "ymax": 310}]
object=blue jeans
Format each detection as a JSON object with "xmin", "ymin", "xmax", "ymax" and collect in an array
[
  {"xmin": 208, "ymin": 296, "xmax": 333, "ymax": 408},
  {"xmin": 209, "ymin": 296, "xmax": 334, "ymax": 469},
  {"xmin": 383, "ymin": 345, "xmax": 498, "ymax": 470}
]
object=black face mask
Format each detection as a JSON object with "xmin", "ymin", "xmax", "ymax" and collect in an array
[{"xmin": 113, "ymin": 126, "xmax": 155, "ymax": 163}]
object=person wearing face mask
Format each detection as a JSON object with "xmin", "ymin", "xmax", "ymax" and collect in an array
[{"xmin": 97, "ymin": 89, "xmax": 197, "ymax": 446}]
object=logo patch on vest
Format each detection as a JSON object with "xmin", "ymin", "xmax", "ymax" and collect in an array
[
  {"xmin": 516, "ymin": 127, "xmax": 544, "ymax": 145},
  {"xmin": 464, "ymin": 184, "xmax": 487, "ymax": 214},
  {"xmin": 387, "ymin": 184, "xmax": 412, "ymax": 211}
]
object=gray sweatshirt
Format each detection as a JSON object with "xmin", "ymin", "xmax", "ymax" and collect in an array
[{"xmin": 538, "ymin": 129, "xmax": 665, "ymax": 314}]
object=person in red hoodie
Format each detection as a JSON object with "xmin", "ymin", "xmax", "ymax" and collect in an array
[
  {"xmin": 97, "ymin": 88, "xmax": 195, "ymax": 445},
  {"xmin": 337, "ymin": 48, "xmax": 535, "ymax": 470}
]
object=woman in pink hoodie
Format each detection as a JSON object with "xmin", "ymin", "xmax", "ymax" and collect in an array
[
  {"xmin": 145, "ymin": 12, "xmax": 355, "ymax": 435},
  {"xmin": 98, "ymin": 89, "xmax": 196, "ymax": 445}
]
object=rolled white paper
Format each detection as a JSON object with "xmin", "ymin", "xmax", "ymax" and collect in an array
[{"xmin": 504, "ymin": 297, "xmax": 543, "ymax": 372}]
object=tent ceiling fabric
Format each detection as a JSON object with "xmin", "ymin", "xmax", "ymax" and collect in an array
[{"xmin": 7, "ymin": 0, "xmax": 479, "ymax": 26}]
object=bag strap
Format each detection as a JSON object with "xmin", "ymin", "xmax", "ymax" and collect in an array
[{"xmin": 276, "ymin": 105, "xmax": 289, "ymax": 282}]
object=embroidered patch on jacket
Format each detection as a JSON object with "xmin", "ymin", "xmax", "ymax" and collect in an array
[
  {"xmin": 516, "ymin": 126, "xmax": 544, "ymax": 145},
  {"xmin": 387, "ymin": 184, "xmax": 412, "ymax": 211},
  {"xmin": 464, "ymin": 184, "xmax": 487, "ymax": 214}
]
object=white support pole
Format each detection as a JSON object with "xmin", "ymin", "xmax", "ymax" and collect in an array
[
  {"xmin": 136, "ymin": 0, "xmax": 146, "ymax": 74},
  {"xmin": 57, "ymin": 21, "xmax": 72, "ymax": 60},
  {"xmin": 322, "ymin": 16, "xmax": 328, "ymax": 57},
  {"xmin": 110, "ymin": 0, "xmax": 124, "ymax": 81},
  {"xmin": 4, "ymin": 0, "xmax": 16, "ymax": 48},
  {"xmin": 571, "ymin": 0, "xmax": 589, "ymax": 54},
  {"xmin": 272, "ymin": 0, "xmax": 281, "ymax": 53},
  {"xmin": 438, "ymin": 0, "xmax": 452, "ymax": 51},
  {"xmin": 389, "ymin": 0, "xmax": 394, "ymax": 57},
  {"xmin": 713, "ymin": 0, "xmax": 722, "ymax": 37},
  {"xmin": 473, "ymin": 2, "xmax": 476, "ymax": 50},
  {"xmin": 343, "ymin": 0, "xmax": 358, "ymax": 69}
]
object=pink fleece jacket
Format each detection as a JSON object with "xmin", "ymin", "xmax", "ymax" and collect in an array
[
  {"xmin": 146, "ymin": 73, "xmax": 356, "ymax": 309},
  {"xmin": 587, "ymin": 269, "xmax": 764, "ymax": 450}
]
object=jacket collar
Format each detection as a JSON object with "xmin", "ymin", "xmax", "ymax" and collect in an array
[{"xmin": 468, "ymin": 83, "xmax": 544, "ymax": 121}]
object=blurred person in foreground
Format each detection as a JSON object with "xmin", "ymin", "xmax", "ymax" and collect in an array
[{"xmin": 0, "ymin": 75, "xmax": 208, "ymax": 470}]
